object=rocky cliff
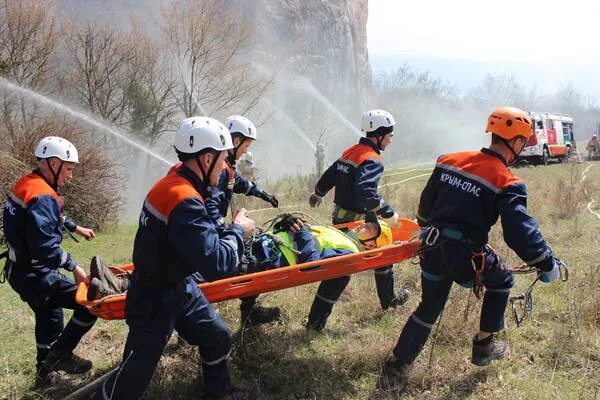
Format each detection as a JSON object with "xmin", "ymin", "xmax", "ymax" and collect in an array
[{"xmin": 231, "ymin": 0, "xmax": 371, "ymax": 115}]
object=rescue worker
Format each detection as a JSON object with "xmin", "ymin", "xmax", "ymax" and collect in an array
[
  {"xmin": 307, "ymin": 109, "xmax": 409, "ymax": 331},
  {"xmin": 586, "ymin": 134, "xmax": 599, "ymax": 160},
  {"xmin": 95, "ymin": 117, "xmax": 257, "ymax": 400},
  {"xmin": 2, "ymin": 136, "xmax": 97, "ymax": 385},
  {"xmin": 237, "ymin": 151, "xmax": 255, "ymax": 180},
  {"xmin": 384, "ymin": 107, "xmax": 563, "ymax": 384},
  {"xmin": 207, "ymin": 115, "xmax": 280, "ymax": 327},
  {"xmin": 208, "ymin": 115, "xmax": 279, "ymax": 225},
  {"xmin": 244, "ymin": 212, "xmax": 393, "ymax": 330}
]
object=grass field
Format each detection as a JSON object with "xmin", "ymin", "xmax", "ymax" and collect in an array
[{"xmin": 1, "ymin": 161, "xmax": 599, "ymax": 400}]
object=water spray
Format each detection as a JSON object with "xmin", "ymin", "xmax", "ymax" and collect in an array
[
  {"xmin": 0, "ymin": 77, "xmax": 175, "ymax": 167},
  {"xmin": 261, "ymin": 97, "xmax": 317, "ymax": 152},
  {"xmin": 289, "ymin": 76, "xmax": 362, "ymax": 138}
]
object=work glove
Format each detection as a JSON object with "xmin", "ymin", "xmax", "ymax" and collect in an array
[
  {"xmin": 538, "ymin": 257, "xmax": 561, "ymax": 283},
  {"xmin": 259, "ymin": 191, "xmax": 279, "ymax": 208},
  {"xmin": 273, "ymin": 213, "xmax": 306, "ymax": 233},
  {"xmin": 308, "ymin": 192, "xmax": 323, "ymax": 208},
  {"xmin": 383, "ymin": 213, "xmax": 402, "ymax": 228}
]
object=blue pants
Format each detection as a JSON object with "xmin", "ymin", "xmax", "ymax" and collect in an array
[
  {"xmin": 8, "ymin": 265, "xmax": 97, "ymax": 366},
  {"xmin": 393, "ymin": 243, "xmax": 513, "ymax": 365},
  {"xmin": 308, "ymin": 216, "xmax": 399, "ymax": 322},
  {"xmin": 96, "ymin": 275, "xmax": 232, "ymax": 400},
  {"xmin": 308, "ymin": 275, "xmax": 351, "ymax": 323}
]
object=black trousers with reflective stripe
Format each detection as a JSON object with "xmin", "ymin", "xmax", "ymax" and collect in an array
[
  {"xmin": 22, "ymin": 272, "xmax": 97, "ymax": 365},
  {"xmin": 393, "ymin": 245, "xmax": 513, "ymax": 365},
  {"xmin": 307, "ymin": 215, "xmax": 400, "ymax": 325}
]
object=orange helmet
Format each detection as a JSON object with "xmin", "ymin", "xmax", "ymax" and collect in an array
[
  {"xmin": 486, "ymin": 107, "xmax": 533, "ymax": 140},
  {"xmin": 375, "ymin": 221, "xmax": 393, "ymax": 248}
]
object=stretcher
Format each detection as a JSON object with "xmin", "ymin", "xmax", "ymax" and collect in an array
[{"xmin": 75, "ymin": 219, "xmax": 421, "ymax": 320}]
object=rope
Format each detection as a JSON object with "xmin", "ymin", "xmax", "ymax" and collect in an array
[
  {"xmin": 379, "ymin": 173, "xmax": 431, "ymax": 188},
  {"xmin": 383, "ymin": 167, "xmax": 433, "ymax": 178}
]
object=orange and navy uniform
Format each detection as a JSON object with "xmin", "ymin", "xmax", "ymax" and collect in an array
[
  {"xmin": 418, "ymin": 147, "xmax": 553, "ymax": 268},
  {"xmin": 133, "ymin": 164, "xmax": 245, "ymax": 284},
  {"xmin": 3, "ymin": 170, "xmax": 96, "ymax": 366},
  {"xmin": 314, "ymin": 137, "xmax": 395, "ymax": 218},
  {"xmin": 206, "ymin": 160, "xmax": 267, "ymax": 224},
  {"xmin": 390, "ymin": 148, "xmax": 554, "ymax": 366},
  {"xmin": 310, "ymin": 137, "xmax": 400, "ymax": 315},
  {"xmin": 98, "ymin": 164, "xmax": 246, "ymax": 399},
  {"xmin": 3, "ymin": 171, "xmax": 77, "ymax": 279},
  {"xmin": 167, "ymin": 160, "xmax": 265, "ymax": 225}
]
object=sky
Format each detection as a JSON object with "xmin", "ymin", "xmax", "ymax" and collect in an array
[{"xmin": 367, "ymin": 0, "xmax": 600, "ymax": 96}]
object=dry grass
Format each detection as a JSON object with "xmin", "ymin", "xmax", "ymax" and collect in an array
[{"xmin": 1, "ymin": 161, "xmax": 599, "ymax": 400}]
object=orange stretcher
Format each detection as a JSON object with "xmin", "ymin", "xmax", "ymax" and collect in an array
[{"xmin": 75, "ymin": 219, "xmax": 421, "ymax": 320}]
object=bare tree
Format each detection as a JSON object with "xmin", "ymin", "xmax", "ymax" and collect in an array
[
  {"xmin": 376, "ymin": 64, "xmax": 457, "ymax": 101},
  {"xmin": 0, "ymin": 0, "xmax": 59, "ymax": 128},
  {"xmin": 314, "ymin": 130, "xmax": 328, "ymax": 177},
  {"xmin": 61, "ymin": 21, "xmax": 137, "ymax": 125},
  {"xmin": 467, "ymin": 73, "xmax": 531, "ymax": 109},
  {"xmin": 0, "ymin": 0, "xmax": 58, "ymax": 87},
  {"xmin": 159, "ymin": 0, "xmax": 271, "ymax": 117},
  {"xmin": 124, "ymin": 27, "xmax": 179, "ymax": 145}
]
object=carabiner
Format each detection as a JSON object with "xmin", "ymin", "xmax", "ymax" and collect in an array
[
  {"xmin": 424, "ymin": 227, "xmax": 440, "ymax": 246},
  {"xmin": 558, "ymin": 260, "xmax": 569, "ymax": 282}
]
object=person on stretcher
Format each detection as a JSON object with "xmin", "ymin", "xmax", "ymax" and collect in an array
[
  {"xmin": 241, "ymin": 211, "xmax": 394, "ymax": 329},
  {"xmin": 86, "ymin": 212, "xmax": 393, "ymax": 301},
  {"xmin": 243, "ymin": 211, "xmax": 393, "ymax": 273}
]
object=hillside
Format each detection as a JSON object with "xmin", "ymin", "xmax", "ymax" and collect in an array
[{"xmin": 1, "ymin": 161, "xmax": 598, "ymax": 400}]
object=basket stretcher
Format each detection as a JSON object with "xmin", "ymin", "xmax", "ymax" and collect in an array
[{"xmin": 75, "ymin": 219, "xmax": 421, "ymax": 320}]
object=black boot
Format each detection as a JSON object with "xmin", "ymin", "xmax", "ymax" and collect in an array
[
  {"xmin": 90, "ymin": 255, "xmax": 129, "ymax": 293},
  {"xmin": 35, "ymin": 364, "xmax": 60, "ymax": 387},
  {"xmin": 383, "ymin": 288, "xmax": 411, "ymax": 310},
  {"xmin": 471, "ymin": 333, "xmax": 509, "ymax": 366},
  {"xmin": 305, "ymin": 316, "xmax": 327, "ymax": 333},
  {"xmin": 87, "ymin": 277, "xmax": 118, "ymax": 301},
  {"xmin": 382, "ymin": 356, "xmax": 410, "ymax": 388},
  {"xmin": 42, "ymin": 348, "xmax": 92, "ymax": 374},
  {"xmin": 241, "ymin": 305, "xmax": 281, "ymax": 326}
]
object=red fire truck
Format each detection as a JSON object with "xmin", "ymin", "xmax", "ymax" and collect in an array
[{"xmin": 519, "ymin": 112, "xmax": 575, "ymax": 165}]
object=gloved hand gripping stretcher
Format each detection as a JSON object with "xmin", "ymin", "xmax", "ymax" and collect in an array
[{"xmin": 75, "ymin": 218, "xmax": 420, "ymax": 320}]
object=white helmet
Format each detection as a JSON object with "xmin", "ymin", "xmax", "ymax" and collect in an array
[
  {"xmin": 34, "ymin": 136, "xmax": 79, "ymax": 163},
  {"xmin": 174, "ymin": 116, "xmax": 233, "ymax": 155},
  {"xmin": 226, "ymin": 115, "xmax": 257, "ymax": 140},
  {"xmin": 361, "ymin": 109, "xmax": 396, "ymax": 135}
]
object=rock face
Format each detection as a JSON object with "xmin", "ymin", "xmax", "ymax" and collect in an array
[
  {"xmin": 56, "ymin": 0, "xmax": 372, "ymax": 177},
  {"xmin": 230, "ymin": 0, "xmax": 371, "ymax": 116}
]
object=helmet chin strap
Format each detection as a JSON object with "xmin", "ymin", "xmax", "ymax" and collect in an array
[
  {"xmin": 500, "ymin": 137, "xmax": 525, "ymax": 165},
  {"xmin": 376, "ymin": 136, "xmax": 384, "ymax": 150},
  {"xmin": 195, "ymin": 150, "xmax": 220, "ymax": 185},
  {"xmin": 45, "ymin": 158, "xmax": 64, "ymax": 191},
  {"xmin": 228, "ymin": 137, "xmax": 247, "ymax": 164}
]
